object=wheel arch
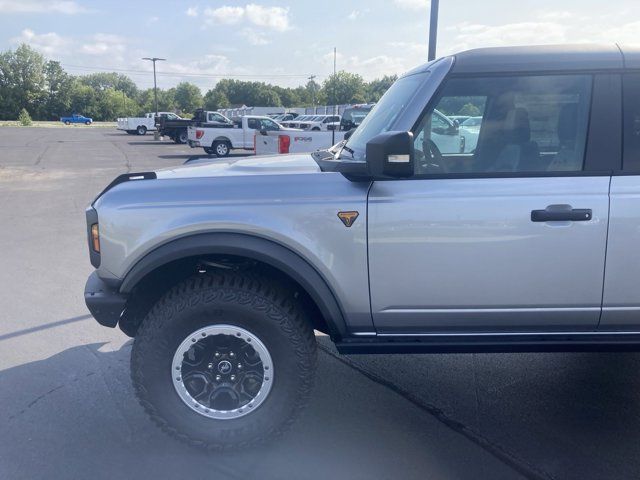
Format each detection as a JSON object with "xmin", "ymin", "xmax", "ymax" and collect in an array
[
  {"xmin": 213, "ymin": 136, "xmax": 231, "ymax": 144},
  {"xmin": 119, "ymin": 232, "xmax": 348, "ymax": 339}
]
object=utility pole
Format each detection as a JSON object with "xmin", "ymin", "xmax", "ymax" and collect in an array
[
  {"xmin": 307, "ymin": 74, "xmax": 316, "ymax": 106},
  {"xmin": 332, "ymin": 47, "xmax": 337, "ymax": 145},
  {"xmin": 122, "ymin": 91, "xmax": 126, "ymax": 115},
  {"xmin": 142, "ymin": 57, "xmax": 166, "ymax": 116},
  {"xmin": 428, "ymin": 0, "xmax": 439, "ymax": 61}
]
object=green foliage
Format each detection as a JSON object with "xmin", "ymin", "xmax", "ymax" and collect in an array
[
  {"xmin": 0, "ymin": 44, "xmax": 400, "ymax": 121},
  {"xmin": 174, "ymin": 82, "xmax": 203, "ymax": 114},
  {"xmin": 18, "ymin": 108, "xmax": 32, "ymax": 126},
  {"xmin": 458, "ymin": 102, "xmax": 482, "ymax": 116},
  {"xmin": 321, "ymin": 71, "xmax": 367, "ymax": 105}
]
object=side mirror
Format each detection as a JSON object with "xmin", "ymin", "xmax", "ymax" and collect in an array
[
  {"xmin": 366, "ymin": 131, "xmax": 414, "ymax": 178},
  {"xmin": 259, "ymin": 129, "xmax": 268, "ymax": 135}
]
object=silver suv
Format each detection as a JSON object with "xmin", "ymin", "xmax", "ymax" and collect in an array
[{"xmin": 84, "ymin": 44, "xmax": 640, "ymax": 449}]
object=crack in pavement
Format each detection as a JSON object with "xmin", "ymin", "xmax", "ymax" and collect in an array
[{"xmin": 317, "ymin": 343, "xmax": 555, "ymax": 480}]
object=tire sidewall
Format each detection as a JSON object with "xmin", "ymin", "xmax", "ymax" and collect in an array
[
  {"xmin": 132, "ymin": 279, "xmax": 315, "ymax": 447},
  {"xmin": 178, "ymin": 132, "xmax": 188, "ymax": 144},
  {"xmin": 137, "ymin": 126, "xmax": 147, "ymax": 135},
  {"xmin": 214, "ymin": 141, "xmax": 230, "ymax": 157}
]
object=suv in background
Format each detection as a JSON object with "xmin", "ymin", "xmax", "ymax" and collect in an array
[
  {"xmin": 298, "ymin": 114, "xmax": 341, "ymax": 131},
  {"xmin": 85, "ymin": 44, "xmax": 640, "ymax": 451}
]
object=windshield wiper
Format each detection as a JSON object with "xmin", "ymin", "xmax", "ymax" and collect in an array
[{"xmin": 340, "ymin": 144, "xmax": 355, "ymax": 159}]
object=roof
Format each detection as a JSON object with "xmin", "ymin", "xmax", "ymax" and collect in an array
[
  {"xmin": 433, "ymin": 44, "xmax": 640, "ymax": 74},
  {"xmin": 450, "ymin": 44, "xmax": 629, "ymax": 73}
]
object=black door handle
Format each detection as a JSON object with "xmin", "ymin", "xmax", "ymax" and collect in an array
[{"xmin": 531, "ymin": 207, "xmax": 592, "ymax": 222}]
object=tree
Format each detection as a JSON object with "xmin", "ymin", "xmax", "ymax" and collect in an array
[
  {"xmin": 174, "ymin": 82, "xmax": 203, "ymax": 114},
  {"xmin": 18, "ymin": 108, "xmax": 32, "ymax": 125},
  {"xmin": 203, "ymin": 89, "xmax": 230, "ymax": 110},
  {"xmin": 0, "ymin": 44, "xmax": 46, "ymax": 119},
  {"xmin": 458, "ymin": 102, "xmax": 482, "ymax": 116},
  {"xmin": 321, "ymin": 71, "xmax": 367, "ymax": 105},
  {"xmin": 43, "ymin": 60, "xmax": 73, "ymax": 119},
  {"xmin": 79, "ymin": 72, "xmax": 138, "ymax": 98},
  {"xmin": 366, "ymin": 75, "xmax": 397, "ymax": 102}
]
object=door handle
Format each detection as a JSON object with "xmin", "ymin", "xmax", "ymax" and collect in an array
[{"xmin": 531, "ymin": 206, "xmax": 592, "ymax": 222}]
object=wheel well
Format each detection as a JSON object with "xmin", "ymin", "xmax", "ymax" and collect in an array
[
  {"xmin": 213, "ymin": 137, "xmax": 231, "ymax": 144},
  {"xmin": 119, "ymin": 254, "xmax": 331, "ymax": 338}
]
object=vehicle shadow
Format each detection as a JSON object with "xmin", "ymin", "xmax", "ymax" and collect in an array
[
  {"xmin": 0, "ymin": 341, "xmax": 497, "ymax": 480},
  {"xmin": 337, "ymin": 344, "xmax": 640, "ymax": 480}
]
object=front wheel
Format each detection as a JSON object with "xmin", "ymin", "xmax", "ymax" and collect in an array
[
  {"xmin": 136, "ymin": 125, "xmax": 147, "ymax": 135},
  {"xmin": 64, "ymin": 121, "xmax": 70, "ymax": 125},
  {"xmin": 131, "ymin": 272, "xmax": 317, "ymax": 450},
  {"xmin": 213, "ymin": 140, "xmax": 230, "ymax": 157},
  {"xmin": 85, "ymin": 120, "xmax": 92, "ymax": 125}
]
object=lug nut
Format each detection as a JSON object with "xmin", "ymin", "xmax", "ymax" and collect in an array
[
  {"xmin": 207, "ymin": 363, "xmax": 213, "ymax": 369},
  {"xmin": 229, "ymin": 352, "xmax": 235, "ymax": 358},
  {"xmin": 215, "ymin": 375, "xmax": 221, "ymax": 381},
  {"xmin": 214, "ymin": 352, "xmax": 220, "ymax": 358},
  {"xmin": 230, "ymin": 375, "xmax": 236, "ymax": 381},
  {"xmin": 237, "ymin": 363, "xmax": 242, "ymax": 369}
]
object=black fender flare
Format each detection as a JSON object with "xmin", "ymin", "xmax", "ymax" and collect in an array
[{"xmin": 119, "ymin": 233, "xmax": 347, "ymax": 338}]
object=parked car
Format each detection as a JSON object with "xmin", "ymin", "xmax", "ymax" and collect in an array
[
  {"xmin": 449, "ymin": 115, "xmax": 471, "ymax": 125},
  {"xmin": 187, "ymin": 115, "xmax": 295, "ymax": 156},
  {"xmin": 60, "ymin": 114, "xmax": 92, "ymax": 125},
  {"xmin": 282, "ymin": 115, "xmax": 314, "ymax": 128},
  {"xmin": 84, "ymin": 44, "xmax": 640, "ymax": 452},
  {"xmin": 157, "ymin": 110, "xmax": 233, "ymax": 144},
  {"xmin": 458, "ymin": 116, "xmax": 483, "ymax": 153},
  {"xmin": 298, "ymin": 115, "xmax": 341, "ymax": 131},
  {"xmin": 339, "ymin": 104, "xmax": 375, "ymax": 131},
  {"xmin": 117, "ymin": 112, "xmax": 177, "ymax": 135}
]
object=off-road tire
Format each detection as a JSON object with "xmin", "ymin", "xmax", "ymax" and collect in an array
[{"xmin": 131, "ymin": 272, "xmax": 317, "ymax": 450}]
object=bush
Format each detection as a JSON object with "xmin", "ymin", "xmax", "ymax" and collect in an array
[{"xmin": 18, "ymin": 108, "xmax": 32, "ymax": 126}]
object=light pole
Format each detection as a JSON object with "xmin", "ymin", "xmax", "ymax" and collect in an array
[
  {"xmin": 307, "ymin": 74, "xmax": 316, "ymax": 107},
  {"xmin": 428, "ymin": 0, "xmax": 439, "ymax": 61},
  {"xmin": 142, "ymin": 57, "xmax": 166, "ymax": 116}
]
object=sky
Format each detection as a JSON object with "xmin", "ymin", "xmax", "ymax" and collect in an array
[{"xmin": 0, "ymin": 0, "xmax": 639, "ymax": 91}]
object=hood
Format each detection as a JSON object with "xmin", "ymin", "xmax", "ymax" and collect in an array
[{"xmin": 155, "ymin": 153, "xmax": 321, "ymax": 179}]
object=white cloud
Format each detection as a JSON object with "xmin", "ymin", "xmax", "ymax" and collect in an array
[
  {"xmin": 146, "ymin": 16, "xmax": 159, "ymax": 25},
  {"xmin": 0, "ymin": 0, "xmax": 87, "ymax": 14},
  {"xmin": 323, "ymin": 51, "xmax": 412, "ymax": 79},
  {"xmin": 244, "ymin": 4, "xmax": 289, "ymax": 31},
  {"xmin": 240, "ymin": 28, "xmax": 270, "ymax": 45},
  {"xmin": 10, "ymin": 29, "xmax": 71, "ymax": 55},
  {"xmin": 203, "ymin": 5, "xmax": 245, "ymax": 25},
  {"xmin": 199, "ymin": 3, "xmax": 290, "ymax": 31},
  {"xmin": 81, "ymin": 34, "xmax": 127, "ymax": 57},
  {"xmin": 393, "ymin": 0, "xmax": 429, "ymax": 10},
  {"xmin": 185, "ymin": 6, "xmax": 198, "ymax": 17},
  {"xmin": 347, "ymin": 10, "xmax": 359, "ymax": 20},
  {"xmin": 445, "ymin": 21, "xmax": 568, "ymax": 54}
]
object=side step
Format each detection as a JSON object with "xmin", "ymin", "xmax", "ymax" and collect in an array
[{"xmin": 335, "ymin": 332, "xmax": 640, "ymax": 354}]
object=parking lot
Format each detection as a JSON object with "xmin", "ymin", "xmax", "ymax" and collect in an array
[{"xmin": 2, "ymin": 127, "xmax": 640, "ymax": 480}]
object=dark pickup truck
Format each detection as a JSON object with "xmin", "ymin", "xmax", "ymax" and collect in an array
[{"xmin": 156, "ymin": 109, "xmax": 234, "ymax": 144}]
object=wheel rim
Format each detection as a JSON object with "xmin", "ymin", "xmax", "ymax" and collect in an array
[
  {"xmin": 216, "ymin": 143, "xmax": 228, "ymax": 155},
  {"xmin": 172, "ymin": 325, "xmax": 273, "ymax": 420},
  {"xmin": 180, "ymin": 133, "xmax": 187, "ymax": 142}
]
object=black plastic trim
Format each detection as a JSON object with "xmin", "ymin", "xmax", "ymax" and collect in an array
[
  {"xmin": 119, "ymin": 233, "xmax": 348, "ymax": 338},
  {"xmin": 92, "ymin": 171, "xmax": 157, "ymax": 206},
  {"xmin": 84, "ymin": 271, "xmax": 127, "ymax": 328},
  {"xmin": 336, "ymin": 333, "xmax": 640, "ymax": 354},
  {"xmin": 584, "ymin": 74, "xmax": 622, "ymax": 171}
]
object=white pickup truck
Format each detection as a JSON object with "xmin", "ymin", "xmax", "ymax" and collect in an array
[
  {"xmin": 117, "ymin": 112, "xmax": 180, "ymax": 136},
  {"xmin": 188, "ymin": 115, "xmax": 298, "ymax": 156},
  {"xmin": 255, "ymin": 130, "xmax": 347, "ymax": 155}
]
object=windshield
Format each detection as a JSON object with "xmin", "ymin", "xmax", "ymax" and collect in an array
[{"xmin": 343, "ymin": 72, "xmax": 428, "ymax": 160}]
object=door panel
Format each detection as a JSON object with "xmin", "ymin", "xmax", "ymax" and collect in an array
[{"xmin": 367, "ymin": 176, "xmax": 610, "ymax": 333}]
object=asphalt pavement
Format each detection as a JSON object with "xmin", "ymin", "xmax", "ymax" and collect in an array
[{"xmin": 0, "ymin": 127, "xmax": 638, "ymax": 480}]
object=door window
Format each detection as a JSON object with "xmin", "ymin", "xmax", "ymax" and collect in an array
[
  {"xmin": 414, "ymin": 75, "xmax": 592, "ymax": 174},
  {"xmin": 623, "ymin": 73, "xmax": 640, "ymax": 172}
]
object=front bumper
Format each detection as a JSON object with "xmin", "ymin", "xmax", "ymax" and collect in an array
[{"xmin": 84, "ymin": 271, "xmax": 127, "ymax": 328}]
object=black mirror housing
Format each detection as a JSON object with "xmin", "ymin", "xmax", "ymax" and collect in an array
[{"xmin": 366, "ymin": 131, "xmax": 414, "ymax": 178}]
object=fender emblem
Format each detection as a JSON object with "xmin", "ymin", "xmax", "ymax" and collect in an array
[{"xmin": 337, "ymin": 211, "xmax": 359, "ymax": 227}]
